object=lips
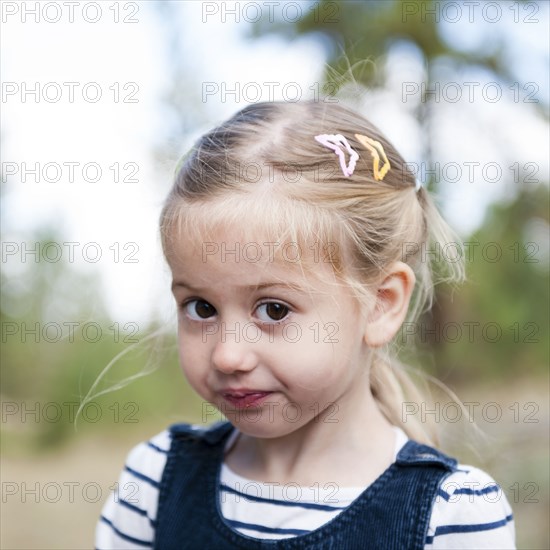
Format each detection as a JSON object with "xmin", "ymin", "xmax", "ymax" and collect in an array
[{"xmin": 220, "ymin": 390, "xmax": 273, "ymax": 409}]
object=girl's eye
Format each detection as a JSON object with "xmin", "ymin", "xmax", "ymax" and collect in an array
[
  {"xmin": 183, "ymin": 300, "xmax": 216, "ymax": 321},
  {"xmin": 256, "ymin": 302, "xmax": 290, "ymax": 324},
  {"xmin": 180, "ymin": 299, "xmax": 290, "ymax": 325}
]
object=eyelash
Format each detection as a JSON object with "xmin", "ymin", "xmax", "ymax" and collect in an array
[{"xmin": 178, "ymin": 298, "xmax": 292, "ymax": 326}]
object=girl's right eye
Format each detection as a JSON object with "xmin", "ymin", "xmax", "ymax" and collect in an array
[{"xmin": 182, "ymin": 300, "xmax": 217, "ymax": 321}]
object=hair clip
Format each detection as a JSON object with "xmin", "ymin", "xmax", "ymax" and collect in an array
[
  {"xmin": 314, "ymin": 134, "xmax": 359, "ymax": 178},
  {"xmin": 354, "ymin": 134, "xmax": 391, "ymax": 181}
]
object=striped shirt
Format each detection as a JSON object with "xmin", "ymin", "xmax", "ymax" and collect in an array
[{"xmin": 95, "ymin": 427, "xmax": 515, "ymax": 549}]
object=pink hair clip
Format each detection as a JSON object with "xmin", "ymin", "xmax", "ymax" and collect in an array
[{"xmin": 314, "ymin": 134, "xmax": 359, "ymax": 177}]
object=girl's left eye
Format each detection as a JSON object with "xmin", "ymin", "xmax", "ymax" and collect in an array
[{"xmin": 256, "ymin": 302, "xmax": 290, "ymax": 324}]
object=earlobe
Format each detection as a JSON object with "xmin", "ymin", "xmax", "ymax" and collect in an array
[{"xmin": 363, "ymin": 262, "xmax": 416, "ymax": 347}]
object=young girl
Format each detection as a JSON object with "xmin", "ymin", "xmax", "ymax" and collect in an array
[{"xmin": 95, "ymin": 101, "xmax": 515, "ymax": 549}]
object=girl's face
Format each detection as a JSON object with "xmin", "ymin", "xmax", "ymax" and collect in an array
[{"xmin": 167, "ymin": 227, "xmax": 374, "ymax": 438}]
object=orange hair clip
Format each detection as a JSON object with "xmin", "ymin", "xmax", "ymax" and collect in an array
[{"xmin": 354, "ymin": 134, "xmax": 391, "ymax": 181}]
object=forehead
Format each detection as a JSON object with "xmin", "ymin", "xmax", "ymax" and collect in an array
[
  {"xmin": 166, "ymin": 227, "xmax": 326, "ymax": 285},
  {"xmin": 162, "ymin": 197, "xmax": 351, "ymax": 291}
]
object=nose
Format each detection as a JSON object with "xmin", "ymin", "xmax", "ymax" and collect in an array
[{"xmin": 211, "ymin": 329, "xmax": 259, "ymax": 375}]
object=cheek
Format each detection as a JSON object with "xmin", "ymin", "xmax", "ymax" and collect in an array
[
  {"xmin": 177, "ymin": 331, "xmax": 205, "ymax": 382},
  {"xmin": 177, "ymin": 339, "xmax": 214, "ymax": 404},
  {"xmin": 176, "ymin": 328, "xmax": 187, "ymax": 364},
  {"xmin": 280, "ymin": 342, "xmax": 347, "ymax": 393},
  {"xmin": 273, "ymin": 329, "xmax": 359, "ymax": 392}
]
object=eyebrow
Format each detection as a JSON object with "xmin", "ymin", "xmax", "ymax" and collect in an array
[{"xmin": 171, "ymin": 280, "xmax": 307, "ymax": 293}]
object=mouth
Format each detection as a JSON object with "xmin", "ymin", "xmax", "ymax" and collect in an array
[{"xmin": 220, "ymin": 390, "xmax": 274, "ymax": 409}]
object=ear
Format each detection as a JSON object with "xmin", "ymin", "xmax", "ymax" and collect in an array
[{"xmin": 363, "ymin": 261, "xmax": 416, "ymax": 348}]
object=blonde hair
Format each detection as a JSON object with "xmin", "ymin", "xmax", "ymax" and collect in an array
[{"xmin": 159, "ymin": 100, "xmax": 465, "ymax": 446}]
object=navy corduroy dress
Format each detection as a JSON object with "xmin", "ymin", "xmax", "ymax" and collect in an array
[{"xmin": 154, "ymin": 422, "xmax": 457, "ymax": 549}]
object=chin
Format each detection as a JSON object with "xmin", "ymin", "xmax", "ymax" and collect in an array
[{"xmin": 227, "ymin": 415, "xmax": 304, "ymax": 439}]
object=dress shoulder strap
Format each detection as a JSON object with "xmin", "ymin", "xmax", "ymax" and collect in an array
[
  {"xmin": 168, "ymin": 420, "xmax": 234, "ymax": 445},
  {"xmin": 395, "ymin": 439, "xmax": 458, "ymax": 471}
]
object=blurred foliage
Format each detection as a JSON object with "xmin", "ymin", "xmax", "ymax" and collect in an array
[
  {"xmin": 413, "ymin": 183, "xmax": 549, "ymax": 382},
  {"xmin": 250, "ymin": 0, "xmax": 547, "ymax": 109},
  {"xmin": 0, "ymin": 229, "xmax": 197, "ymax": 451}
]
